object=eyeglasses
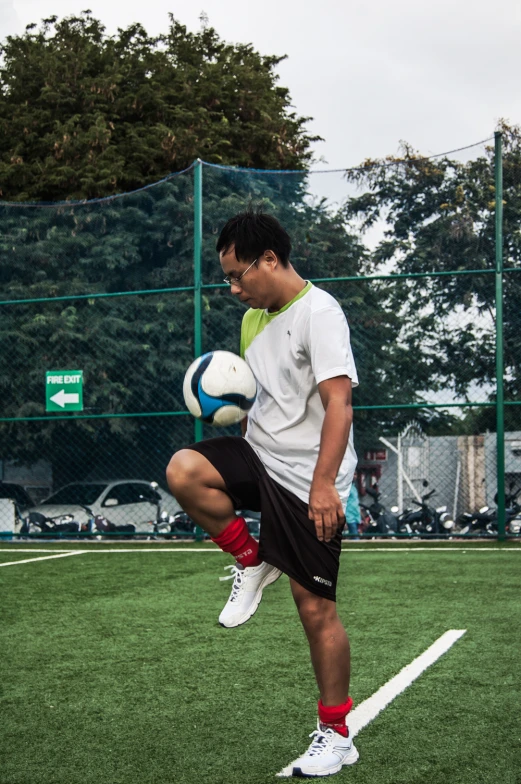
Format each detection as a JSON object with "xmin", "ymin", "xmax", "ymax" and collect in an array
[{"xmin": 223, "ymin": 257, "xmax": 259, "ymax": 286}]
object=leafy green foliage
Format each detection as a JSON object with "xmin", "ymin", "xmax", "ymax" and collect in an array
[
  {"xmin": 0, "ymin": 12, "xmax": 318, "ymax": 202},
  {"xmin": 344, "ymin": 122, "xmax": 521, "ymax": 426},
  {"xmin": 1, "ymin": 11, "xmax": 516, "ymax": 485}
]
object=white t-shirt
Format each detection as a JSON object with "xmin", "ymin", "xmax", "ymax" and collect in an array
[{"xmin": 240, "ymin": 282, "xmax": 358, "ymax": 505}]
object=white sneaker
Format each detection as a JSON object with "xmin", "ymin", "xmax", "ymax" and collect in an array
[
  {"xmin": 276, "ymin": 722, "xmax": 359, "ymax": 778},
  {"xmin": 218, "ymin": 561, "xmax": 281, "ymax": 628}
]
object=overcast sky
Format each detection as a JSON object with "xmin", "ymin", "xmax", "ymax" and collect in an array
[{"xmin": 1, "ymin": 0, "xmax": 520, "ymax": 169}]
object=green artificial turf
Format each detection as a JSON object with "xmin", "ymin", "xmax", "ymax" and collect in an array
[{"xmin": 1, "ymin": 547, "xmax": 520, "ymax": 784}]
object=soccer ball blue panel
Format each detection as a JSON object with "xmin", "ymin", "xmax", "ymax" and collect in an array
[{"xmin": 183, "ymin": 351, "xmax": 257, "ymax": 426}]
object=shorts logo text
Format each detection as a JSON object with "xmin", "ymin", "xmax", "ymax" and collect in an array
[{"xmin": 313, "ymin": 575, "xmax": 333, "ymax": 587}]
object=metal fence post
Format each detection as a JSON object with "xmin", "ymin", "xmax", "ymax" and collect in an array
[
  {"xmin": 495, "ymin": 131, "xmax": 506, "ymax": 540},
  {"xmin": 193, "ymin": 158, "xmax": 204, "ymax": 444},
  {"xmin": 193, "ymin": 159, "xmax": 204, "ymax": 541}
]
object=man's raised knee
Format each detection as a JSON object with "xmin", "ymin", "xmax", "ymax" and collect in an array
[{"xmin": 166, "ymin": 449, "xmax": 205, "ymax": 497}]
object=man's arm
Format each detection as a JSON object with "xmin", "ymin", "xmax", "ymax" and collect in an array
[
  {"xmin": 309, "ymin": 375, "xmax": 353, "ymax": 542},
  {"xmin": 240, "ymin": 416, "xmax": 248, "ymax": 437}
]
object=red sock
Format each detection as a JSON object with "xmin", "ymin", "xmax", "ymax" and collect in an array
[
  {"xmin": 318, "ymin": 697, "xmax": 353, "ymax": 737},
  {"xmin": 211, "ymin": 516, "xmax": 261, "ymax": 568}
]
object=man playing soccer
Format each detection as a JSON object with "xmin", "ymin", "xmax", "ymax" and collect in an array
[{"xmin": 166, "ymin": 210, "xmax": 359, "ymax": 778}]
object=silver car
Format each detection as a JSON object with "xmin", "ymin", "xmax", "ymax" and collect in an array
[{"xmin": 25, "ymin": 480, "xmax": 181, "ymax": 532}]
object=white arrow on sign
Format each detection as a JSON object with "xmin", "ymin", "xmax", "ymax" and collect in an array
[{"xmin": 50, "ymin": 389, "xmax": 80, "ymax": 408}]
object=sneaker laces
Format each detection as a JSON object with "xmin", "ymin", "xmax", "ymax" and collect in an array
[
  {"xmin": 304, "ymin": 727, "xmax": 335, "ymax": 757},
  {"xmin": 219, "ymin": 563, "xmax": 245, "ymax": 602},
  {"xmin": 219, "ymin": 564, "xmax": 236, "ymax": 582}
]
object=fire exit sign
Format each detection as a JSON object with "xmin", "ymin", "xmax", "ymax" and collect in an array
[{"xmin": 46, "ymin": 371, "xmax": 83, "ymax": 412}]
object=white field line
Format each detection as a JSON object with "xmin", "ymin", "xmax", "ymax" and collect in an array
[
  {"xmin": 349, "ymin": 629, "xmax": 467, "ymax": 738},
  {"xmin": 0, "ymin": 548, "xmax": 224, "ymax": 554},
  {"xmin": 341, "ymin": 547, "xmax": 521, "ymax": 552},
  {"xmin": 340, "ymin": 547, "xmax": 521, "ymax": 553},
  {"xmin": 0, "ymin": 548, "xmax": 225, "ymax": 555},
  {"xmin": 1, "ymin": 547, "xmax": 520, "ymax": 555},
  {"xmin": 0, "ymin": 551, "xmax": 86, "ymax": 567},
  {"xmin": 0, "ymin": 548, "xmax": 72, "ymax": 553}
]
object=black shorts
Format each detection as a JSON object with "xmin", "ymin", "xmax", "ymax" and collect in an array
[{"xmin": 186, "ymin": 436, "xmax": 343, "ymax": 601}]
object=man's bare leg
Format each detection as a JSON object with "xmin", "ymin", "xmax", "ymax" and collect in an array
[
  {"xmin": 290, "ymin": 578, "xmax": 350, "ymax": 705},
  {"xmin": 166, "ymin": 449, "xmax": 235, "ymax": 537},
  {"xmin": 166, "ymin": 448, "xmax": 281, "ymax": 627},
  {"xmin": 276, "ymin": 579, "xmax": 357, "ymax": 777}
]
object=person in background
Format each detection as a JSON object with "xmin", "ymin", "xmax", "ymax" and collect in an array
[{"xmin": 344, "ymin": 472, "xmax": 361, "ymax": 539}]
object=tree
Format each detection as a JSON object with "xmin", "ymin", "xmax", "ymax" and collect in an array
[
  {"xmin": 0, "ymin": 13, "xmax": 474, "ymax": 488},
  {"xmin": 343, "ymin": 121, "xmax": 521, "ymax": 431},
  {"xmin": 0, "ymin": 12, "xmax": 318, "ymax": 202},
  {"xmin": 0, "ymin": 12, "xmax": 320, "ymax": 485},
  {"xmin": 1, "ymin": 158, "xmax": 450, "ymax": 482}
]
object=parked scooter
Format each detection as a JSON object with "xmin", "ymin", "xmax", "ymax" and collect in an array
[
  {"xmin": 457, "ymin": 483, "xmax": 521, "ymax": 536},
  {"xmin": 151, "ymin": 509, "xmax": 178, "ymax": 537},
  {"xmin": 360, "ymin": 486, "xmax": 399, "ymax": 537},
  {"xmin": 398, "ymin": 483, "xmax": 454, "ymax": 536},
  {"xmin": 150, "ymin": 510, "xmax": 196, "ymax": 538},
  {"xmin": 20, "ymin": 510, "xmax": 89, "ymax": 536},
  {"xmin": 494, "ymin": 484, "xmax": 521, "ymax": 535},
  {"xmin": 455, "ymin": 506, "xmax": 495, "ymax": 536},
  {"xmin": 151, "ymin": 507, "xmax": 259, "ymax": 540},
  {"xmin": 144, "ymin": 479, "xmax": 195, "ymax": 538},
  {"xmin": 93, "ymin": 514, "xmax": 136, "ymax": 536},
  {"xmin": 504, "ymin": 486, "xmax": 521, "ymax": 534},
  {"xmin": 145, "ymin": 480, "xmax": 195, "ymax": 538}
]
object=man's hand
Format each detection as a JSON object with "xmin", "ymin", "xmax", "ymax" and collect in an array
[
  {"xmin": 309, "ymin": 478, "xmax": 346, "ymax": 542},
  {"xmin": 309, "ymin": 375, "xmax": 352, "ymax": 542}
]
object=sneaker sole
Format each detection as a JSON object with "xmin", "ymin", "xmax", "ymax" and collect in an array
[
  {"xmin": 219, "ymin": 566, "xmax": 282, "ymax": 628},
  {"xmin": 276, "ymin": 745, "xmax": 359, "ymax": 778}
]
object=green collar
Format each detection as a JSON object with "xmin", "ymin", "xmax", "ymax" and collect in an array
[{"xmin": 265, "ymin": 280, "xmax": 312, "ymax": 318}]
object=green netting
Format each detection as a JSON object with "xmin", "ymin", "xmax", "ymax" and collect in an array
[
  {"xmin": 0, "ymin": 137, "xmax": 520, "ymax": 538},
  {"xmin": 0, "ymin": 169, "xmax": 196, "ymax": 536}
]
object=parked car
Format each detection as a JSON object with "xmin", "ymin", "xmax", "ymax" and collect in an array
[
  {"xmin": 0, "ymin": 482, "xmax": 34, "ymax": 533},
  {"xmin": 0, "ymin": 482, "xmax": 34, "ymax": 510},
  {"xmin": 24, "ymin": 480, "xmax": 181, "ymax": 533}
]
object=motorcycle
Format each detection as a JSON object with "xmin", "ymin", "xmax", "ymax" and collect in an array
[
  {"xmin": 360, "ymin": 485, "xmax": 399, "ymax": 537},
  {"xmin": 457, "ymin": 484, "xmax": 521, "ymax": 536},
  {"xmin": 398, "ymin": 484, "xmax": 454, "ymax": 537},
  {"xmin": 455, "ymin": 506, "xmax": 495, "ymax": 536},
  {"xmin": 505, "ymin": 486, "xmax": 521, "ymax": 534},
  {"xmin": 150, "ymin": 510, "xmax": 197, "ymax": 538},
  {"xmin": 20, "ymin": 510, "xmax": 90, "ymax": 536},
  {"xmin": 93, "ymin": 514, "xmax": 136, "ymax": 537},
  {"xmin": 144, "ymin": 482, "xmax": 195, "ymax": 538},
  {"xmin": 151, "ymin": 507, "xmax": 258, "ymax": 540},
  {"xmin": 496, "ymin": 484, "xmax": 521, "ymax": 535}
]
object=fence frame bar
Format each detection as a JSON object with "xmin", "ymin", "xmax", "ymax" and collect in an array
[
  {"xmin": 1, "ymin": 269, "xmax": 520, "ymax": 310},
  {"xmin": 192, "ymin": 159, "xmax": 204, "ymax": 540},
  {"xmin": 1, "ymin": 400, "xmax": 520, "ymax": 426},
  {"xmin": 495, "ymin": 132, "xmax": 506, "ymax": 540},
  {"xmin": 193, "ymin": 159, "xmax": 204, "ymax": 444}
]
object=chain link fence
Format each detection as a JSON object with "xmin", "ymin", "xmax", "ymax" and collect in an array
[{"xmin": 0, "ymin": 133, "xmax": 519, "ymax": 538}]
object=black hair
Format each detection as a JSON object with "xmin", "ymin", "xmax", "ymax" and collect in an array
[{"xmin": 216, "ymin": 208, "xmax": 292, "ymax": 267}]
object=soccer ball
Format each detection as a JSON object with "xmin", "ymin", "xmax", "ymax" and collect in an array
[{"xmin": 183, "ymin": 351, "xmax": 257, "ymax": 426}]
